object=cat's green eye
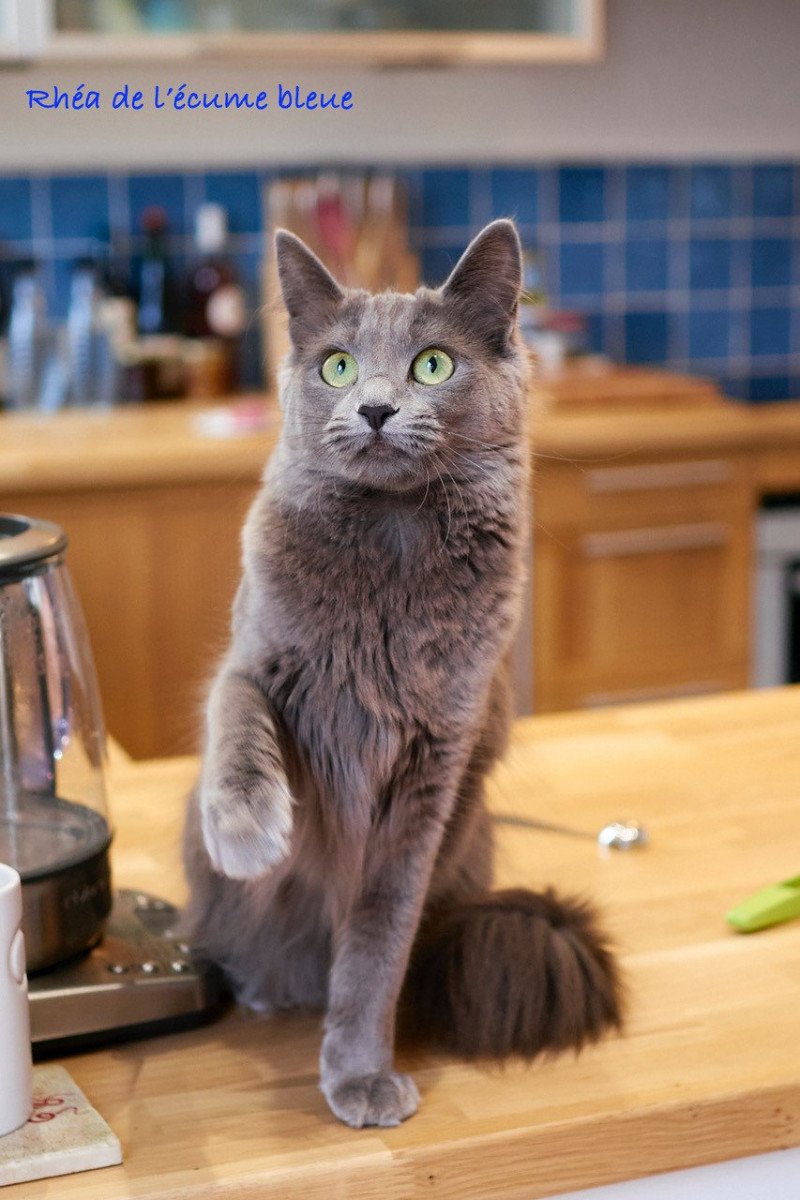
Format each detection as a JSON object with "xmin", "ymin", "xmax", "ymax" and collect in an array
[
  {"xmin": 321, "ymin": 351, "xmax": 358, "ymax": 388},
  {"xmin": 411, "ymin": 347, "xmax": 454, "ymax": 386}
]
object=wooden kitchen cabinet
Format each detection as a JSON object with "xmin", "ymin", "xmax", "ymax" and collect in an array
[
  {"xmin": 533, "ymin": 452, "xmax": 754, "ymax": 710},
  {"xmin": 0, "ymin": 401, "xmax": 275, "ymax": 760},
  {"xmin": 1, "ymin": 480, "xmax": 257, "ymax": 759}
]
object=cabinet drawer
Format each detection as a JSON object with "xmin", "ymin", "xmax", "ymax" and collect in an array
[
  {"xmin": 533, "ymin": 513, "xmax": 752, "ymax": 713},
  {"xmin": 535, "ymin": 456, "xmax": 746, "ymax": 529}
]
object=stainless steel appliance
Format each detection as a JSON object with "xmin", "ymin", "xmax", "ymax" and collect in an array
[
  {"xmin": 754, "ymin": 500, "xmax": 800, "ymax": 687},
  {"xmin": 28, "ymin": 887, "xmax": 222, "ymax": 1055},
  {"xmin": 0, "ymin": 513, "xmax": 111, "ymax": 970},
  {"xmin": 0, "ymin": 514, "xmax": 221, "ymax": 1049}
]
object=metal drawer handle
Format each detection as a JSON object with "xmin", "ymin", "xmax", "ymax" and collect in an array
[
  {"xmin": 586, "ymin": 460, "xmax": 731, "ymax": 493},
  {"xmin": 583, "ymin": 522, "xmax": 729, "ymax": 558}
]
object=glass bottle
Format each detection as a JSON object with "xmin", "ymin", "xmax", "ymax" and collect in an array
[
  {"xmin": 184, "ymin": 203, "xmax": 246, "ymax": 393},
  {"xmin": 6, "ymin": 263, "xmax": 49, "ymax": 411},
  {"xmin": 137, "ymin": 206, "xmax": 176, "ymax": 335}
]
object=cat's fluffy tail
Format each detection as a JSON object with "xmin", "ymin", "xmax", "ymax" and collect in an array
[{"xmin": 405, "ymin": 888, "xmax": 622, "ymax": 1059}]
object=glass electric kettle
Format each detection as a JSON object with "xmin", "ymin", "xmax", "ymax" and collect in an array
[{"xmin": 0, "ymin": 514, "xmax": 112, "ymax": 971}]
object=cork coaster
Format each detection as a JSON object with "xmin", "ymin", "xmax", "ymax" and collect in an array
[{"xmin": 0, "ymin": 1065, "xmax": 121, "ymax": 1187}]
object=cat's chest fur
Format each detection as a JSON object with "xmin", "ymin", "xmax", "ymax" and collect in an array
[{"xmin": 242, "ymin": 481, "xmax": 521, "ymax": 765}]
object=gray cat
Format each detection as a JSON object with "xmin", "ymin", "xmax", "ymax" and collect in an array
[{"xmin": 182, "ymin": 219, "xmax": 621, "ymax": 1129}]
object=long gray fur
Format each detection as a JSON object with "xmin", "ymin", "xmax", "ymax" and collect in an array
[{"xmin": 182, "ymin": 220, "xmax": 621, "ymax": 1129}]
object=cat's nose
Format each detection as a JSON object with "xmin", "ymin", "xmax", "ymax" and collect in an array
[{"xmin": 357, "ymin": 403, "xmax": 398, "ymax": 432}]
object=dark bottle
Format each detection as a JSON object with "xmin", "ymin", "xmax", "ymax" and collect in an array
[
  {"xmin": 184, "ymin": 203, "xmax": 246, "ymax": 392},
  {"xmin": 137, "ymin": 206, "xmax": 175, "ymax": 335}
]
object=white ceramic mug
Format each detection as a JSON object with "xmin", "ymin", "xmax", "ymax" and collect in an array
[{"xmin": 0, "ymin": 864, "xmax": 33, "ymax": 1138}]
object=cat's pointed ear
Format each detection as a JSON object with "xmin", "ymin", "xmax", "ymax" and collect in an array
[
  {"xmin": 275, "ymin": 229, "xmax": 344, "ymax": 346},
  {"xmin": 441, "ymin": 220, "xmax": 522, "ymax": 351}
]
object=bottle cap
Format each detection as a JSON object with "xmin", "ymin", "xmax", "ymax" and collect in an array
[
  {"xmin": 141, "ymin": 206, "xmax": 168, "ymax": 234},
  {"xmin": 195, "ymin": 203, "xmax": 227, "ymax": 254}
]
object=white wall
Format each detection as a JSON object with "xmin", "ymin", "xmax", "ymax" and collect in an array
[{"xmin": 0, "ymin": 0, "xmax": 798, "ymax": 171}]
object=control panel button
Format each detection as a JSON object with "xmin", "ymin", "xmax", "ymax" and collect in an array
[{"xmin": 9, "ymin": 928, "xmax": 26, "ymax": 986}]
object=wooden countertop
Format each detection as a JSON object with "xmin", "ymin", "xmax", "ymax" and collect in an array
[
  {"xmin": 0, "ymin": 397, "xmax": 280, "ymax": 493},
  {"xmin": 11, "ymin": 688, "xmax": 800, "ymax": 1199},
  {"xmin": 534, "ymin": 399, "xmax": 800, "ymax": 459},
  {"xmin": 4, "ymin": 369, "xmax": 800, "ymax": 494}
]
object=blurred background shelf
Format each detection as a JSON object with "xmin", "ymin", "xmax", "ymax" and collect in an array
[
  {"xmin": 35, "ymin": 30, "xmax": 604, "ymax": 66},
  {"xmin": 1, "ymin": 0, "xmax": 604, "ymax": 65}
]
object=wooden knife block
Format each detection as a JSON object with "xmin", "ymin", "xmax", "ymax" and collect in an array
[{"xmin": 262, "ymin": 175, "xmax": 418, "ymax": 387}]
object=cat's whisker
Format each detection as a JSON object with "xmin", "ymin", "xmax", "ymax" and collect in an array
[
  {"xmin": 433, "ymin": 454, "xmax": 472, "ymax": 558},
  {"xmin": 427, "ymin": 456, "xmax": 453, "ymax": 550},
  {"xmin": 411, "ymin": 469, "xmax": 432, "ymax": 516},
  {"xmin": 432, "ymin": 442, "xmax": 487, "ymax": 479},
  {"xmin": 452, "ymin": 429, "xmax": 595, "ymax": 466},
  {"xmin": 449, "ymin": 431, "xmax": 516, "ymax": 452}
]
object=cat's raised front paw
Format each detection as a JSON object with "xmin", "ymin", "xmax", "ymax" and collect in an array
[
  {"xmin": 200, "ymin": 774, "xmax": 293, "ymax": 880},
  {"xmin": 322, "ymin": 1070, "xmax": 419, "ymax": 1128}
]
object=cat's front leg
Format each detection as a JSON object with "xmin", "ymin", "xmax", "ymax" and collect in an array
[
  {"xmin": 200, "ymin": 665, "xmax": 293, "ymax": 880},
  {"xmin": 319, "ymin": 776, "xmax": 453, "ymax": 1128}
]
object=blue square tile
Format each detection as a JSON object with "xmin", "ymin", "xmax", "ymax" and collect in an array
[
  {"xmin": 752, "ymin": 165, "xmax": 794, "ymax": 218},
  {"xmin": 50, "ymin": 257, "xmax": 74, "ymax": 321},
  {"xmin": 50, "ymin": 175, "xmax": 109, "ymax": 241},
  {"xmin": 203, "ymin": 171, "xmax": 261, "ymax": 234},
  {"xmin": 750, "ymin": 308, "xmax": 791, "ymax": 356},
  {"xmin": 720, "ymin": 375, "xmax": 750, "ymax": 401},
  {"xmin": 421, "ymin": 245, "xmax": 463, "ymax": 286},
  {"xmin": 747, "ymin": 375, "xmax": 791, "ymax": 401},
  {"xmin": 0, "ymin": 177, "xmax": 32, "ymax": 242},
  {"xmin": 603, "ymin": 167, "xmax": 625, "ymax": 221},
  {"xmin": 690, "ymin": 165, "xmax": 733, "ymax": 219},
  {"xmin": 689, "ymin": 238, "xmax": 732, "ymax": 290},
  {"xmin": 688, "ymin": 310, "xmax": 731, "ymax": 360},
  {"xmin": 233, "ymin": 248, "xmax": 261, "ymax": 289},
  {"xmin": 241, "ymin": 325, "xmax": 264, "ymax": 389},
  {"xmin": 399, "ymin": 168, "xmax": 423, "ymax": 228},
  {"xmin": 559, "ymin": 242, "xmax": 604, "ymax": 297},
  {"xmin": 625, "ymin": 166, "xmax": 671, "ymax": 222},
  {"xmin": 420, "ymin": 169, "xmax": 470, "ymax": 228},
  {"xmin": 238, "ymin": 262, "xmax": 264, "ymax": 386},
  {"xmin": 626, "ymin": 238, "xmax": 669, "ymax": 292},
  {"xmin": 558, "ymin": 167, "xmax": 605, "ymax": 223},
  {"xmin": 584, "ymin": 310, "xmax": 608, "ymax": 355},
  {"xmin": 751, "ymin": 238, "xmax": 791, "ymax": 288},
  {"xmin": 624, "ymin": 312, "xmax": 669, "ymax": 363},
  {"xmin": 128, "ymin": 173, "xmax": 186, "ymax": 236},
  {"xmin": 490, "ymin": 168, "xmax": 538, "ymax": 225}
]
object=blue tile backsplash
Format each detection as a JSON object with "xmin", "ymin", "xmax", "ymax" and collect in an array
[
  {"xmin": 0, "ymin": 160, "xmax": 798, "ymax": 400},
  {"xmin": 625, "ymin": 166, "xmax": 672, "ymax": 223},
  {"xmin": 560, "ymin": 241, "xmax": 605, "ymax": 298},
  {"xmin": 689, "ymin": 165, "xmax": 736, "ymax": 220},
  {"xmin": 625, "ymin": 238, "xmax": 670, "ymax": 293},
  {"xmin": 558, "ymin": 167, "xmax": 606, "ymax": 224},
  {"xmin": 0, "ymin": 178, "xmax": 33, "ymax": 242}
]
